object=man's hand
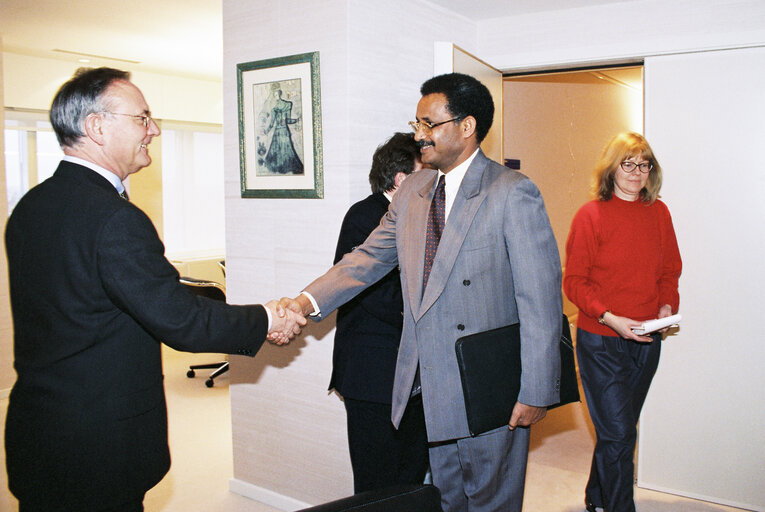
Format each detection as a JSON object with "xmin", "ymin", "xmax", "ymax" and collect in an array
[
  {"xmin": 279, "ymin": 294, "xmax": 315, "ymax": 317},
  {"xmin": 508, "ymin": 402, "xmax": 547, "ymax": 430},
  {"xmin": 264, "ymin": 300, "xmax": 306, "ymax": 345}
]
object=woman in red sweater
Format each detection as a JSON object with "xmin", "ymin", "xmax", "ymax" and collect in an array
[{"xmin": 564, "ymin": 132, "xmax": 682, "ymax": 512}]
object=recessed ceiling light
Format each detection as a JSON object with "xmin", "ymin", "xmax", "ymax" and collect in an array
[{"xmin": 53, "ymin": 49, "xmax": 140, "ymax": 64}]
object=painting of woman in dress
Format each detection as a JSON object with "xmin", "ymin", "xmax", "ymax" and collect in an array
[{"xmin": 255, "ymin": 80, "xmax": 304, "ymax": 176}]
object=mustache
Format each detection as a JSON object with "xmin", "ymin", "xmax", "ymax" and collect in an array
[{"xmin": 416, "ymin": 140, "xmax": 434, "ymax": 149}]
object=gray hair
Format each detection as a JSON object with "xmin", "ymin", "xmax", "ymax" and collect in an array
[{"xmin": 50, "ymin": 67, "xmax": 131, "ymax": 148}]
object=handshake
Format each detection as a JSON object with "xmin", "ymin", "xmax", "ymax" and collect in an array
[{"xmin": 263, "ymin": 295, "xmax": 315, "ymax": 345}]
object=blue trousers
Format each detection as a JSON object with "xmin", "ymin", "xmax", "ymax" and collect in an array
[{"xmin": 576, "ymin": 329, "xmax": 661, "ymax": 512}]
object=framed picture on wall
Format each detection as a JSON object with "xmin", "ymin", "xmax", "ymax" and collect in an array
[{"xmin": 237, "ymin": 51, "xmax": 323, "ymax": 198}]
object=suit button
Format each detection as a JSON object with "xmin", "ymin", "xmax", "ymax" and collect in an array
[
  {"xmin": 457, "ymin": 324, "xmax": 465, "ymax": 331},
  {"xmin": 463, "ymin": 280, "xmax": 471, "ymax": 286}
]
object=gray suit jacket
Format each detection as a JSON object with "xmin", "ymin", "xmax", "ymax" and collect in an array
[{"xmin": 306, "ymin": 150, "xmax": 562, "ymax": 442}]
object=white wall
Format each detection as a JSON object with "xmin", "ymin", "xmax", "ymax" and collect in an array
[
  {"xmin": 222, "ymin": 0, "xmax": 474, "ymax": 507},
  {"xmin": 0, "ymin": 39, "xmax": 13, "ymax": 393},
  {"xmin": 2, "ymin": 52, "xmax": 222, "ymax": 124},
  {"xmin": 639, "ymin": 47, "xmax": 765, "ymax": 511}
]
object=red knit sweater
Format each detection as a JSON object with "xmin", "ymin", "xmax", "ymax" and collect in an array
[{"xmin": 563, "ymin": 196, "xmax": 682, "ymax": 336}]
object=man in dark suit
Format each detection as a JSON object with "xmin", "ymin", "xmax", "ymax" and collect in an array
[
  {"xmin": 331, "ymin": 132, "xmax": 429, "ymax": 493},
  {"xmin": 283, "ymin": 73, "xmax": 562, "ymax": 511},
  {"xmin": 4, "ymin": 67, "xmax": 304, "ymax": 512}
]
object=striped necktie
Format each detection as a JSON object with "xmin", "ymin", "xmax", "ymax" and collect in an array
[{"xmin": 422, "ymin": 174, "xmax": 446, "ymax": 293}]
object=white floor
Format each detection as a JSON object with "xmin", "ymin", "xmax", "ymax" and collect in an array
[{"xmin": 1, "ymin": 346, "xmax": 751, "ymax": 511}]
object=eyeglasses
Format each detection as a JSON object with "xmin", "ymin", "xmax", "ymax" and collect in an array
[
  {"xmin": 408, "ymin": 117, "xmax": 462, "ymax": 134},
  {"xmin": 620, "ymin": 160, "xmax": 653, "ymax": 174},
  {"xmin": 101, "ymin": 111, "xmax": 154, "ymax": 128}
]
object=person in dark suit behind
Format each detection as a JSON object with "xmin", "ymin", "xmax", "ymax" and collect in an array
[
  {"xmin": 3, "ymin": 67, "xmax": 305, "ymax": 512},
  {"xmin": 331, "ymin": 132, "xmax": 428, "ymax": 493}
]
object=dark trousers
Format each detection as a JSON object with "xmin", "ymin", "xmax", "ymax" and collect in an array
[
  {"xmin": 344, "ymin": 393, "xmax": 429, "ymax": 494},
  {"xmin": 576, "ymin": 329, "xmax": 661, "ymax": 512}
]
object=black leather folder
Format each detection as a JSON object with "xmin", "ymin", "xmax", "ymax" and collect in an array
[
  {"xmin": 455, "ymin": 314, "xmax": 580, "ymax": 436},
  {"xmin": 553, "ymin": 316, "xmax": 580, "ymax": 409}
]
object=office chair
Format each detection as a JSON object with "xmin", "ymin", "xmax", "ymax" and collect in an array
[{"xmin": 180, "ymin": 276, "xmax": 229, "ymax": 388}]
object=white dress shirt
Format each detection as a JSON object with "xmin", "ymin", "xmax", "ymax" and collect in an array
[{"xmin": 62, "ymin": 155, "xmax": 127, "ymax": 195}]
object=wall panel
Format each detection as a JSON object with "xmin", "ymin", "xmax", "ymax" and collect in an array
[{"xmin": 640, "ymin": 46, "xmax": 765, "ymax": 511}]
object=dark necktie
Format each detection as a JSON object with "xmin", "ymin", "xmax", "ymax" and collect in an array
[
  {"xmin": 412, "ymin": 174, "xmax": 445, "ymax": 397},
  {"xmin": 422, "ymin": 174, "xmax": 446, "ymax": 293}
]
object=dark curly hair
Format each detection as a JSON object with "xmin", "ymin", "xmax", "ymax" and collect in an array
[
  {"xmin": 420, "ymin": 73, "xmax": 494, "ymax": 143},
  {"xmin": 368, "ymin": 132, "xmax": 420, "ymax": 194}
]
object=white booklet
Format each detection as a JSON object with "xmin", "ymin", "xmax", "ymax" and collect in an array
[{"xmin": 631, "ymin": 314, "xmax": 682, "ymax": 335}]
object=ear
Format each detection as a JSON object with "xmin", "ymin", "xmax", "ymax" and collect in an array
[
  {"xmin": 393, "ymin": 172, "xmax": 407, "ymax": 189},
  {"xmin": 83, "ymin": 112, "xmax": 107, "ymax": 146},
  {"xmin": 459, "ymin": 115, "xmax": 477, "ymax": 140}
]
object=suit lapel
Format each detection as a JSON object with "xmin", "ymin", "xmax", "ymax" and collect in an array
[
  {"xmin": 405, "ymin": 171, "xmax": 439, "ymax": 316},
  {"xmin": 416, "ymin": 151, "xmax": 490, "ymax": 319}
]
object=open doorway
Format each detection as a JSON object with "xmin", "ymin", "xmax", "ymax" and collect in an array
[
  {"xmin": 504, "ymin": 65, "xmax": 643, "ymax": 268},
  {"xmin": 503, "ymin": 64, "xmax": 644, "ymax": 477}
]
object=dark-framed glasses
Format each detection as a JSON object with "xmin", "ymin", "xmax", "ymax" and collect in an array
[
  {"xmin": 620, "ymin": 160, "xmax": 653, "ymax": 174},
  {"xmin": 101, "ymin": 111, "xmax": 153, "ymax": 127},
  {"xmin": 408, "ymin": 117, "xmax": 462, "ymax": 134}
]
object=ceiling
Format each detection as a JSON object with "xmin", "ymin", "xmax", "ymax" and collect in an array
[
  {"xmin": 1, "ymin": 0, "xmax": 631, "ymax": 82},
  {"xmin": 427, "ymin": 0, "xmax": 628, "ymax": 20},
  {"xmin": 0, "ymin": 0, "xmax": 223, "ymax": 81}
]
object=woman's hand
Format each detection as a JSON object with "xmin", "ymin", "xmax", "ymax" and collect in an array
[
  {"xmin": 601, "ymin": 311, "xmax": 654, "ymax": 342},
  {"xmin": 657, "ymin": 304, "xmax": 673, "ymax": 333}
]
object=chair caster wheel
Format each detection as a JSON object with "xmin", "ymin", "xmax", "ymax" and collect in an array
[
  {"xmin": 187, "ymin": 370, "xmax": 195, "ymax": 378},
  {"xmin": 205, "ymin": 378, "xmax": 214, "ymax": 388}
]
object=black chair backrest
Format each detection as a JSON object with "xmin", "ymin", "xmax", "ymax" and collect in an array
[
  {"xmin": 297, "ymin": 484, "xmax": 442, "ymax": 512},
  {"xmin": 179, "ymin": 277, "xmax": 226, "ymax": 302}
]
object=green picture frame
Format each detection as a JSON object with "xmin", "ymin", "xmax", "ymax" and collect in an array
[{"xmin": 237, "ymin": 52, "xmax": 323, "ymax": 198}]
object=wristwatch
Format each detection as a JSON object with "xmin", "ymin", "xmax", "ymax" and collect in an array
[{"xmin": 598, "ymin": 310, "xmax": 610, "ymax": 325}]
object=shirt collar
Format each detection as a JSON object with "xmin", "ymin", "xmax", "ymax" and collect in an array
[
  {"xmin": 439, "ymin": 148, "xmax": 480, "ymax": 220},
  {"xmin": 62, "ymin": 155, "xmax": 125, "ymax": 194},
  {"xmin": 441, "ymin": 148, "xmax": 479, "ymax": 191}
]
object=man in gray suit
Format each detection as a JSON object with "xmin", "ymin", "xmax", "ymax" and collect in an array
[{"xmin": 283, "ymin": 73, "xmax": 562, "ymax": 511}]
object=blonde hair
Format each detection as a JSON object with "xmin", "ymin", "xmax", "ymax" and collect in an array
[{"xmin": 593, "ymin": 132, "xmax": 663, "ymax": 203}]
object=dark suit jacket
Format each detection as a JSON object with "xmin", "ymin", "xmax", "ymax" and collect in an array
[
  {"xmin": 330, "ymin": 193, "xmax": 403, "ymax": 404},
  {"xmin": 4, "ymin": 161, "xmax": 268, "ymax": 510}
]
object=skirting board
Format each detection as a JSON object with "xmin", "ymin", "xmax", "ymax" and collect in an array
[
  {"xmin": 637, "ymin": 481, "xmax": 763, "ymax": 512},
  {"xmin": 229, "ymin": 478, "xmax": 312, "ymax": 511}
]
